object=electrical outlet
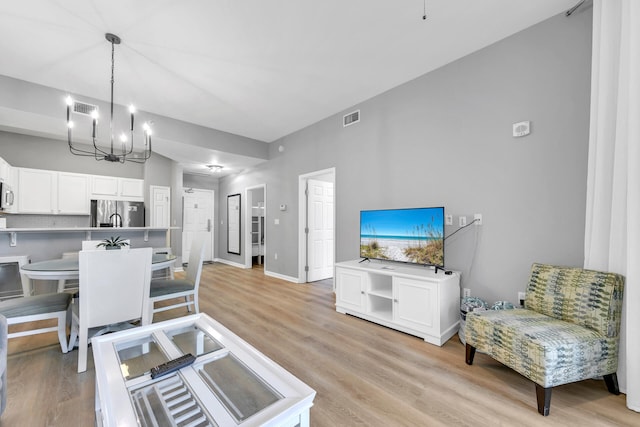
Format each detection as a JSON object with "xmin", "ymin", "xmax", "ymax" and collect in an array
[
  {"xmin": 459, "ymin": 216, "xmax": 467, "ymax": 227},
  {"xmin": 474, "ymin": 213, "xmax": 482, "ymax": 226},
  {"xmin": 463, "ymin": 288, "xmax": 471, "ymax": 297},
  {"xmin": 445, "ymin": 214, "xmax": 453, "ymax": 226},
  {"xmin": 274, "ymin": 253, "xmax": 278, "ymax": 260}
]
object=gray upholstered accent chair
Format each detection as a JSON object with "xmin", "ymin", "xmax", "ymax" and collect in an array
[
  {"xmin": 464, "ymin": 263, "xmax": 624, "ymax": 416},
  {"xmin": 0, "ymin": 292, "xmax": 72, "ymax": 353}
]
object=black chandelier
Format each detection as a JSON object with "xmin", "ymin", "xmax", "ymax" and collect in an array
[{"xmin": 66, "ymin": 33, "xmax": 152, "ymax": 163}]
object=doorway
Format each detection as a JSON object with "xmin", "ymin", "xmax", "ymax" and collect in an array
[
  {"xmin": 298, "ymin": 168, "xmax": 335, "ymax": 283},
  {"xmin": 245, "ymin": 184, "xmax": 267, "ymax": 269},
  {"xmin": 149, "ymin": 185, "xmax": 171, "ymax": 229},
  {"xmin": 182, "ymin": 188, "xmax": 214, "ymax": 263}
]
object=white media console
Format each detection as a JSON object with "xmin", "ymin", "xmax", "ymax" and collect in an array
[{"xmin": 335, "ymin": 260, "xmax": 461, "ymax": 346}]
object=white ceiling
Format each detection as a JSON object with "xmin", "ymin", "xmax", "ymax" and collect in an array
[{"xmin": 0, "ymin": 0, "xmax": 579, "ymax": 175}]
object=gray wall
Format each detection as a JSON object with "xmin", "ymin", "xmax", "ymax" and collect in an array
[
  {"xmin": 0, "ymin": 131, "xmax": 143, "ymax": 178},
  {"xmin": 0, "ymin": 74, "xmax": 269, "ymax": 161},
  {"xmin": 218, "ymin": 10, "xmax": 593, "ymax": 303}
]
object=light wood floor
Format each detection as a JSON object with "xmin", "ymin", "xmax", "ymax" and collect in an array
[{"xmin": 4, "ymin": 263, "xmax": 639, "ymax": 426}]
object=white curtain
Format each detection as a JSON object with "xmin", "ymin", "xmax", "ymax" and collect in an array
[{"xmin": 584, "ymin": 0, "xmax": 640, "ymax": 412}]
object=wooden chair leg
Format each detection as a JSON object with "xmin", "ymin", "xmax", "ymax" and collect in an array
[
  {"xmin": 535, "ymin": 383, "xmax": 551, "ymax": 416},
  {"xmin": 465, "ymin": 344, "xmax": 476, "ymax": 365},
  {"xmin": 603, "ymin": 373, "xmax": 620, "ymax": 395}
]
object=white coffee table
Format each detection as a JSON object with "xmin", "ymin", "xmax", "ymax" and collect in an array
[{"xmin": 91, "ymin": 313, "xmax": 316, "ymax": 427}]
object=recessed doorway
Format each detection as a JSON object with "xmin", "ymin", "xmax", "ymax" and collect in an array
[{"xmin": 245, "ymin": 184, "xmax": 267, "ymax": 269}]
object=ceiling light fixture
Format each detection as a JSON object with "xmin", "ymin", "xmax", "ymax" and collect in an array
[
  {"xmin": 207, "ymin": 164, "xmax": 223, "ymax": 173},
  {"xmin": 65, "ymin": 33, "xmax": 152, "ymax": 163}
]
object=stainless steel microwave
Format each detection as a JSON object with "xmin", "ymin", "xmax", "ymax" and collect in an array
[{"xmin": 0, "ymin": 181, "xmax": 14, "ymax": 211}]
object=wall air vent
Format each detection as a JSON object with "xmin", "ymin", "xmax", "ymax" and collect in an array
[
  {"xmin": 73, "ymin": 101, "xmax": 98, "ymax": 117},
  {"xmin": 343, "ymin": 110, "xmax": 360, "ymax": 127}
]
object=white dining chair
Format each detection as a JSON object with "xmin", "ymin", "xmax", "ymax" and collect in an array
[
  {"xmin": 69, "ymin": 247, "xmax": 152, "ymax": 373},
  {"xmin": 57, "ymin": 251, "xmax": 79, "ymax": 293},
  {"xmin": 151, "ymin": 247, "xmax": 175, "ymax": 280},
  {"xmin": 0, "ymin": 292, "xmax": 72, "ymax": 353},
  {"xmin": 81, "ymin": 240, "xmax": 104, "ymax": 250},
  {"xmin": 144, "ymin": 239, "xmax": 205, "ymax": 325}
]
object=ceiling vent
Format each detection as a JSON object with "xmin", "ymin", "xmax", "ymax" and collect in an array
[
  {"xmin": 72, "ymin": 101, "xmax": 98, "ymax": 117},
  {"xmin": 343, "ymin": 110, "xmax": 360, "ymax": 127}
]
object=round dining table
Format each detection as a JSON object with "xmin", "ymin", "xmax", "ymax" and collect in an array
[{"xmin": 20, "ymin": 253, "xmax": 176, "ymax": 295}]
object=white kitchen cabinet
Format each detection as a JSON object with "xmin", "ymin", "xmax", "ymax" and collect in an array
[
  {"xmin": 0, "ymin": 156, "xmax": 11, "ymax": 184},
  {"xmin": 0, "ymin": 157, "xmax": 17, "ymax": 213},
  {"xmin": 17, "ymin": 168, "xmax": 57, "ymax": 214},
  {"xmin": 90, "ymin": 175, "xmax": 144, "ymax": 201},
  {"xmin": 118, "ymin": 178, "xmax": 144, "ymax": 199},
  {"xmin": 91, "ymin": 175, "xmax": 119, "ymax": 197},
  {"xmin": 335, "ymin": 260, "xmax": 460, "ymax": 346},
  {"xmin": 57, "ymin": 172, "xmax": 90, "ymax": 214}
]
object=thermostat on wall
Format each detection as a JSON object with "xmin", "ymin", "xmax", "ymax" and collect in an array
[{"xmin": 513, "ymin": 121, "xmax": 531, "ymax": 137}]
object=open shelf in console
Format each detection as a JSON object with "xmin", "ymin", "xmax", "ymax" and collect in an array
[
  {"xmin": 368, "ymin": 294, "xmax": 393, "ymax": 321},
  {"xmin": 369, "ymin": 294, "xmax": 393, "ymax": 321},
  {"xmin": 367, "ymin": 273, "xmax": 392, "ymax": 299}
]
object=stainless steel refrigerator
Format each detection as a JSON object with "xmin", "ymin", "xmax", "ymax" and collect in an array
[{"xmin": 91, "ymin": 200, "xmax": 145, "ymax": 228}]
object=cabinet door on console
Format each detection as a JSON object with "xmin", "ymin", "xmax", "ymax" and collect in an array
[
  {"xmin": 335, "ymin": 268, "xmax": 366, "ymax": 312},
  {"xmin": 393, "ymin": 277, "xmax": 438, "ymax": 335}
]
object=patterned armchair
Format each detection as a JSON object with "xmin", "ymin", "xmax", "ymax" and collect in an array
[{"xmin": 464, "ymin": 263, "xmax": 625, "ymax": 416}]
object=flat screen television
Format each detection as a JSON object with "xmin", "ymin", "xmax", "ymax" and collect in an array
[{"xmin": 360, "ymin": 207, "xmax": 445, "ymax": 267}]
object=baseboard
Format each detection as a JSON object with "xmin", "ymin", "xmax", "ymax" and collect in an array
[
  {"xmin": 211, "ymin": 258, "xmax": 302, "ymax": 283},
  {"xmin": 264, "ymin": 270, "xmax": 301, "ymax": 283},
  {"xmin": 213, "ymin": 258, "xmax": 248, "ymax": 269}
]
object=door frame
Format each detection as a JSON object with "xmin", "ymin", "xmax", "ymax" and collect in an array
[
  {"xmin": 244, "ymin": 184, "xmax": 267, "ymax": 269},
  {"xmin": 298, "ymin": 167, "xmax": 336, "ymax": 284}
]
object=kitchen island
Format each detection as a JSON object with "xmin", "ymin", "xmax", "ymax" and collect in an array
[
  {"xmin": 0, "ymin": 226, "xmax": 172, "ymax": 252},
  {"xmin": 0, "ymin": 227, "xmax": 177, "ymax": 294}
]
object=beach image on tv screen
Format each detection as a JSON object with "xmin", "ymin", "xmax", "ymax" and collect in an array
[{"xmin": 360, "ymin": 207, "xmax": 444, "ymax": 266}]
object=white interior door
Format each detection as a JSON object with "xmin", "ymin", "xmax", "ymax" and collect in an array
[
  {"xmin": 307, "ymin": 179, "xmax": 334, "ymax": 282},
  {"xmin": 182, "ymin": 189, "xmax": 214, "ymax": 262},
  {"xmin": 150, "ymin": 185, "xmax": 170, "ymax": 228}
]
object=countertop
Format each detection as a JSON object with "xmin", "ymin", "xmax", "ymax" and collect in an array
[{"xmin": 0, "ymin": 226, "xmax": 180, "ymax": 232}]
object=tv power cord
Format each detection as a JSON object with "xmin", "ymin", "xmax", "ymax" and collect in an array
[{"xmin": 444, "ymin": 218, "xmax": 480, "ymax": 241}]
